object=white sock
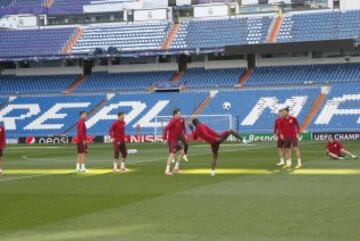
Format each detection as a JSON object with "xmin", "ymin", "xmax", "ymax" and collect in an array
[
  {"xmin": 175, "ymin": 162, "xmax": 180, "ymax": 169},
  {"xmin": 352, "ymin": 155, "xmax": 356, "ymax": 158},
  {"xmin": 121, "ymin": 162, "xmax": 125, "ymax": 169},
  {"xmin": 211, "ymin": 170, "xmax": 216, "ymax": 176},
  {"xmin": 81, "ymin": 164, "xmax": 86, "ymax": 170},
  {"xmin": 297, "ymin": 159, "xmax": 302, "ymax": 165},
  {"xmin": 280, "ymin": 158, "xmax": 285, "ymax": 163},
  {"xmin": 0, "ymin": 168, "xmax": 3, "ymax": 173},
  {"xmin": 113, "ymin": 162, "xmax": 118, "ymax": 170},
  {"xmin": 76, "ymin": 163, "xmax": 80, "ymax": 170},
  {"xmin": 286, "ymin": 159, "xmax": 292, "ymax": 166},
  {"xmin": 165, "ymin": 165, "xmax": 170, "ymax": 173}
]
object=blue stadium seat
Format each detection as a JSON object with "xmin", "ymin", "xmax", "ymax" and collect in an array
[
  {"xmin": 246, "ymin": 64, "xmax": 360, "ymax": 86},
  {"xmin": 0, "ymin": 74, "xmax": 77, "ymax": 94}
]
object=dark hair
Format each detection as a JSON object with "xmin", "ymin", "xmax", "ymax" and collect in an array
[
  {"xmin": 173, "ymin": 108, "xmax": 180, "ymax": 116},
  {"xmin": 79, "ymin": 111, "xmax": 86, "ymax": 116},
  {"xmin": 118, "ymin": 112, "xmax": 125, "ymax": 116},
  {"xmin": 192, "ymin": 118, "xmax": 200, "ymax": 126}
]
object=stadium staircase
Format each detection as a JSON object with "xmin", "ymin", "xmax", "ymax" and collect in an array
[
  {"xmin": 161, "ymin": 24, "xmax": 180, "ymax": 50},
  {"xmin": 44, "ymin": 0, "xmax": 55, "ymax": 8},
  {"xmin": 171, "ymin": 71, "xmax": 184, "ymax": 82},
  {"xmin": 63, "ymin": 27, "xmax": 85, "ymax": 54},
  {"xmin": 191, "ymin": 92, "xmax": 216, "ymax": 116},
  {"xmin": 64, "ymin": 75, "xmax": 87, "ymax": 94},
  {"xmin": 300, "ymin": 91, "xmax": 328, "ymax": 132},
  {"xmin": 268, "ymin": 15, "xmax": 283, "ymax": 43},
  {"xmin": 62, "ymin": 95, "xmax": 109, "ymax": 136},
  {"xmin": 237, "ymin": 68, "xmax": 252, "ymax": 88}
]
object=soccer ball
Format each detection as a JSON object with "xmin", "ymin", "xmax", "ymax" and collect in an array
[{"xmin": 223, "ymin": 102, "xmax": 232, "ymax": 111}]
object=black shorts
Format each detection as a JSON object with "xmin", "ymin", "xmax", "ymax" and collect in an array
[
  {"xmin": 77, "ymin": 142, "xmax": 88, "ymax": 154},
  {"xmin": 284, "ymin": 137, "xmax": 299, "ymax": 148},
  {"xmin": 277, "ymin": 139, "xmax": 285, "ymax": 148},
  {"xmin": 114, "ymin": 141, "xmax": 127, "ymax": 159}
]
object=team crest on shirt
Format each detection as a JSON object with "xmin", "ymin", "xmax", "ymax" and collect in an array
[
  {"xmin": 334, "ymin": 144, "xmax": 337, "ymax": 148},
  {"xmin": 289, "ymin": 119, "xmax": 293, "ymax": 124}
]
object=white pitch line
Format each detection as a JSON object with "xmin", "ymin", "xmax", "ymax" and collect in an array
[{"xmin": 0, "ymin": 174, "xmax": 50, "ymax": 183}]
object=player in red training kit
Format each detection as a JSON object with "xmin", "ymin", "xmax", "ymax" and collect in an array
[
  {"xmin": 76, "ymin": 111, "xmax": 88, "ymax": 173},
  {"xmin": 189, "ymin": 118, "xmax": 243, "ymax": 176},
  {"xmin": 278, "ymin": 107, "xmax": 302, "ymax": 169},
  {"xmin": 162, "ymin": 109, "xmax": 186, "ymax": 175},
  {"xmin": 274, "ymin": 109, "xmax": 285, "ymax": 166},
  {"xmin": 0, "ymin": 121, "xmax": 6, "ymax": 175},
  {"xmin": 109, "ymin": 112, "xmax": 128, "ymax": 173},
  {"xmin": 327, "ymin": 136, "xmax": 357, "ymax": 160}
]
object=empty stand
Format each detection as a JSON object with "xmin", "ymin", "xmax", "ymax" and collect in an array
[
  {"xmin": 0, "ymin": 74, "xmax": 78, "ymax": 94},
  {"xmin": 180, "ymin": 68, "xmax": 245, "ymax": 88},
  {"xmin": 171, "ymin": 16, "xmax": 273, "ymax": 49},
  {"xmin": 0, "ymin": 28, "xmax": 76, "ymax": 58},
  {"xmin": 245, "ymin": 64, "xmax": 360, "ymax": 86},
  {"xmin": 72, "ymin": 23, "xmax": 171, "ymax": 54},
  {"xmin": 75, "ymin": 71, "xmax": 174, "ymax": 92}
]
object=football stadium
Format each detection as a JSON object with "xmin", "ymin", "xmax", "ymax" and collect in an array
[{"xmin": 0, "ymin": 0, "xmax": 360, "ymax": 240}]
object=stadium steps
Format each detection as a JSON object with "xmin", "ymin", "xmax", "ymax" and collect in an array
[
  {"xmin": 191, "ymin": 93, "xmax": 214, "ymax": 116},
  {"xmin": 62, "ymin": 96, "xmax": 108, "ymax": 136},
  {"xmin": 237, "ymin": 68, "xmax": 252, "ymax": 88},
  {"xmin": 171, "ymin": 71, "xmax": 184, "ymax": 82},
  {"xmin": 300, "ymin": 92, "xmax": 328, "ymax": 132},
  {"xmin": 44, "ymin": 0, "xmax": 54, "ymax": 8},
  {"xmin": 64, "ymin": 75, "xmax": 87, "ymax": 94},
  {"xmin": 63, "ymin": 27, "xmax": 85, "ymax": 54},
  {"xmin": 268, "ymin": 15, "xmax": 283, "ymax": 43},
  {"xmin": 161, "ymin": 23, "xmax": 180, "ymax": 50}
]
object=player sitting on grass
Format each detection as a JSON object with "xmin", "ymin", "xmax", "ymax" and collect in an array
[
  {"xmin": 327, "ymin": 136, "xmax": 357, "ymax": 160},
  {"xmin": 109, "ymin": 112, "xmax": 128, "ymax": 173},
  {"xmin": 189, "ymin": 119, "xmax": 243, "ymax": 176},
  {"xmin": 0, "ymin": 121, "xmax": 6, "ymax": 175},
  {"xmin": 162, "ymin": 109, "xmax": 186, "ymax": 176}
]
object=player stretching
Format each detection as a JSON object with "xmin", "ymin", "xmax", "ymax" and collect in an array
[
  {"xmin": 162, "ymin": 109, "xmax": 186, "ymax": 175},
  {"xmin": 0, "ymin": 122, "xmax": 6, "ymax": 175},
  {"xmin": 327, "ymin": 136, "xmax": 357, "ymax": 160},
  {"xmin": 274, "ymin": 109, "xmax": 285, "ymax": 166},
  {"xmin": 109, "ymin": 112, "xmax": 128, "ymax": 173},
  {"xmin": 76, "ymin": 111, "xmax": 88, "ymax": 173},
  {"xmin": 278, "ymin": 107, "xmax": 302, "ymax": 169},
  {"xmin": 189, "ymin": 119, "xmax": 243, "ymax": 176}
]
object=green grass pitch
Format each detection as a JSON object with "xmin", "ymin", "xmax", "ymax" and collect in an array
[{"xmin": 0, "ymin": 141, "xmax": 359, "ymax": 241}]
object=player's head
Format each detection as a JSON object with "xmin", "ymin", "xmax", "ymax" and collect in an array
[
  {"xmin": 328, "ymin": 135, "xmax": 335, "ymax": 143},
  {"xmin": 118, "ymin": 112, "xmax": 125, "ymax": 121},
  {"xmin": 280, "ymin": 107, "xmax": 290, "ymax": 117},
  {"xmin": 192, "ymin": 118, "xmax": 200, "ymax": 127},
  {"xmin": 79, "ymin": 111, "xmax": 87, "ymax": 120},
  {"xmin": 173, "ymin": 108, "xmax": 181, "ymax": 119}
]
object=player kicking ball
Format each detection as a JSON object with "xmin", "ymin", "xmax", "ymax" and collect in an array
[
  {"xmin": 189, "ymin": 119, "xmax": 243, "ymax": 176},
  {"xmin": 327, "ymin": 136, "xmax": 357, "ymax": 160},
  {"xmin": 109, "ymin": 112, "xmax": 128, "ymax": 173},
  {"xmin": 76, "ymin": 111, "xmax": 88, "ymax": 173},
  {"xmin": 163, "ymin": 109, "xmax": 186, "ymax": 176},
  {"xmin": 0, "ymin": 121, "xmax": 6, "ymax": 175},
  {"xmin": 278, "ymin": 107, "xmax": 302, "ymax": 169}
]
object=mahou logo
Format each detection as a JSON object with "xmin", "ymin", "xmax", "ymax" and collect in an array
[{"xmin": 26, "ymin": 136, "xmax": 36, "ymax": 144}]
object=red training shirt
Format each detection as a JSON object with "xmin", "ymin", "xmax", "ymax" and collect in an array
[
  {"xmin": 0, "ymin": 126, "xmax": 6, "ymax": 149},
  {"xmin": 327, "ymin": 140, "xmax": 343, "ymax": 155},
  {"xmin": 77, "ymin": 119, "xmax": 87, "ymax": 142},
  {"xmin": 278, "ymin": 116, "xmax": 300, "ymax": 138},
  {"xmin": 192, "ymin": 123, "xmax": 220, "ymax": 145},
  {"xmin": 109, "ymin": 120, "xmax": 126, "ymax": 142},
  {"xmin": 163, "ymin": 117, "xmax": 186, "ymax": 141}
]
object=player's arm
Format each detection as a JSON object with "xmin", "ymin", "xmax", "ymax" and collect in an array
[
  {"xmin": 183, "ymin": 119, "xmax": 187, "ymax": 135},
  {"xmin": 274, "ymin": 120, "xmax": 278, "ymax": 135},
  {"xmin": 294, "ymin": 118, "xmax": 300, "ymax": 134},
  {"xmin": 162, "ymin": 119, "xmax": 174, "ymax": 142},
  {"xmin": 109, "ymin": 123, "xmax": 115, "ymax": 141},
  {"xmin": 189, "ymin": 124, "xmax": 198, "ymax": 140},
  {"xmin": 278, "ymin": 120, "xmax": 284, "ymax": 140}
]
